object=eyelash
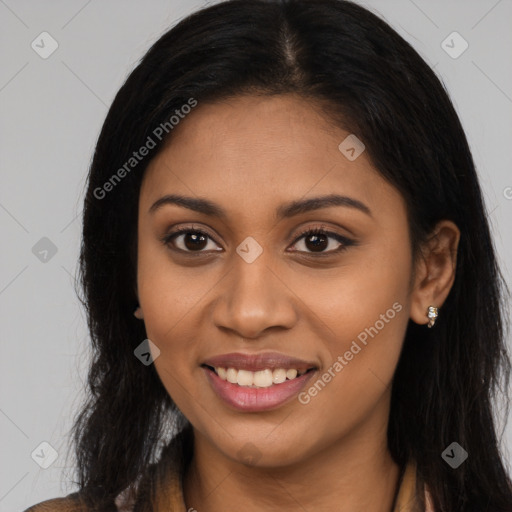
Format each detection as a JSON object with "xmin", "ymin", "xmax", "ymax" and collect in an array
[{"xmin": 160, "ymin": 225, "xmax": 355, "ymax": 256}]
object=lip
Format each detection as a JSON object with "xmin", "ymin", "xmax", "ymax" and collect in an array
[
  {"xmin": 202, "ymin": 351, "xmax": 317, "ymax": 372},
  {"xmin": 202, "ymin": 365, "xmax": 318, "ymax": 413}
]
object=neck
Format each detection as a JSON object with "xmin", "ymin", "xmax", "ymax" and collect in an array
[{"xmin": 183, "ymin": 415, "xmax": 401, "ymax": 511}]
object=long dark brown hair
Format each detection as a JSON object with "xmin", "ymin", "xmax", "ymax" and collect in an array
[{"xmin": 65, "ymin": 0, "xmax": 512, "ymax": 510}]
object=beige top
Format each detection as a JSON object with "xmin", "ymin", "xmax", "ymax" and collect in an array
[{"xmin": 25, "ymin": 429, "xmax": 435, "ymax": 512}]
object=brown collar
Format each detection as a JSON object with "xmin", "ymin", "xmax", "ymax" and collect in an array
[{"xmin": 393, "ymin": 462, "xmax": 435, "ymax": 512}]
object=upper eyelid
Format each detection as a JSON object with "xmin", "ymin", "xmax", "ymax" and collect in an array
[
  {"xmin": 171, "ymin": 225, "xmax": 221, "ymax": 245},
  {"xmin": 165, "ymin": 225, "xmax": 349, "ymax": 251}
]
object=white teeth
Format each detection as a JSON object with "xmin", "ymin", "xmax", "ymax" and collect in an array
[
  {"xmin": 286, "ymin": 369, "xmax": 297, "ymax": 380},
  {"xmin": 213, "ymin": 366, "xmax": 308, "ymax": 388},
  {"xmin": 253, "ymin": 369, "xmax": 273, "ymax": 387},
  {"xmin": 226, "ymin": 368, "xmax": 238, "ymax": 384},
  {"xmin": 236, "ymin": 370, "xmax": 253, "ymax": 387},
  {"xmin": 272, "ymin": 368, "xmax": 287, "ymax": 384}
]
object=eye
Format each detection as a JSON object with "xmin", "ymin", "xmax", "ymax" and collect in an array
[
  {"xmin": 289, "ymin": 227, "xmax": 354, "ymax": 254},
  {"xmin": 161, "ymin": 226, "xmax": 222, "ymax": 253},
  {"xmin": 161, "ymin": 225, "xmax": 355, "ymax": 255}
]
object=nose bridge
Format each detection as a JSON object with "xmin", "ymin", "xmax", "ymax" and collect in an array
[{"xmin": 212, "ymin": 247, "xmax": 297, "ymax": 338}]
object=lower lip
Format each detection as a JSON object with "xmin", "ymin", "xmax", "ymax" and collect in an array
[{"xmin": 203, "ymin": 366, "xmax": 316, "ymax": 412}]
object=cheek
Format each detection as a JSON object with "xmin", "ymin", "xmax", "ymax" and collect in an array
[
  {"xmin": 289, "ymin": 239, "xmax": 411, "ymax": 343},
  {"xmin": 136, "ymin": 238, "xmax": 198, "ymax": 359},
  {"xmin": 137, "ymin": 231, "xmax": 213, "ymax": 330},
  {"xmin": 289, "ymin": 239, "xmax": 411, "ymax": 409},
  {"xmin": 135, "ymin": 239, "xmax": 231, "ymax": 409},
  {"xmin": 136, "ymin": 248, "xmax": 208, "ymax": 417}
]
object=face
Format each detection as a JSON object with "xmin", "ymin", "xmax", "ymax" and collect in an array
[{"xmin": 136, "ymin": 94, "xmax": 415, "ymax": 468}]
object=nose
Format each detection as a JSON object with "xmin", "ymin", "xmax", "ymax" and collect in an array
[{"xmin": 211, "ymin": 250, "xmax": 298, "ymax": 339}]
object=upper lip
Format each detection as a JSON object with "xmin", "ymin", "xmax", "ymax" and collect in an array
[{"xmin": 202, "ymin": 352, "xmax": 318, "ymax": 372}]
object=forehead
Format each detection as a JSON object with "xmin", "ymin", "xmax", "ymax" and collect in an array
[{"xmin": 140, "ymin": 94, "xmax": 404, "ymax": 224}]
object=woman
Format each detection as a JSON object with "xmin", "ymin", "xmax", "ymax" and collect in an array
[{"xmin": 25, "ymin": 0, "xmax": 512, "ymax": 510}]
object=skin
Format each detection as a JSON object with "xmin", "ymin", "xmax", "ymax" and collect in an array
[{"xmin": 134, "ymin": 94, "xmax": 460, "ymax": 511}]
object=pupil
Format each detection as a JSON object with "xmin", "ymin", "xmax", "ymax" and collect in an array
[
  {"xmin": 182, "ymin": 232, "xmax": 329, "ymax": 252},
  {"xmin": 185, "ymin": 232, "xmax": 207, "ymax": 251},
  {"xmin": 306, "ymin": 234, "xmax": 327, "ymax": 252}
]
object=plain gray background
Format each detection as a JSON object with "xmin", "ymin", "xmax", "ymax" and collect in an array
[{"xmin": 1, "ymin": 0, "xmax": 511, "ymax": 510}]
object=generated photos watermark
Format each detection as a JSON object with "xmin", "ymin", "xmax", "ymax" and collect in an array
[
  {"xmin": 93, "ymin": 98, "xmax": 198, "ymax": 200},
  {"xmin": 298, "ymin": 301, "xmax": 403, "ymax": 405}
]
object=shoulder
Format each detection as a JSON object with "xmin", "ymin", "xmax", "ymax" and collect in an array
[{"xmin": 22, "ymin": 493, "xmax": 87, "ymax": 512}]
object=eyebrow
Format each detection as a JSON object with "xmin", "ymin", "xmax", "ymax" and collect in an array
[{"xmin": 148, "ymin": 193, "xmax": 372, "ymax": 219}]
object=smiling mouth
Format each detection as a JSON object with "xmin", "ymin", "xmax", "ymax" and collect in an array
[{"xmin": 202, "ymin": 364, "xmax": 316, "ymax": 388}]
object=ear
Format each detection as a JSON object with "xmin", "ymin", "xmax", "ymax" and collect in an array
[
  {"xmin": 133, "ymin": 282, "xmax": 143, "ymax": 319},
  {"xmin": 410, "ymin": 220, "xmax": 460, "ymax": 326},
  {"xmin": 134, "ymin": 304, "xmax": 144, "ymax": 320}
]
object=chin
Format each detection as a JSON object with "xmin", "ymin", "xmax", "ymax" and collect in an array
[{"xmin": 213, "ymin": 428, "xmax": 314, "ymax": 469}]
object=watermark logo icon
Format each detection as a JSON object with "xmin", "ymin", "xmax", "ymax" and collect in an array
[
  {"xmin": 31, "ymin": 441, "xmax": 58, "ymax": 469},
  {"xmin": 441, "ymin": 442, "xmax": 468, "ymax": 468},
  {"xmin": 338, "ymin": 134, "xmax": 365, "ymax": 161},
  {"xmin": 134, "ymin": 339, "xmax": 161, "ymax": 365},
  {"xmin": 31, "ymin": 32, "xmax": 59, "ymax": 59},
  {"xmin": 32, "ymin": 237, "xmax": 58, "ymax": 263},
  {"xmin": 236, "ymin": 236, "xmax": 263, "ymax": 263},
  {"xmin": 441, "ymin": 32, "xmax": 468, "ymax": 59}
]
